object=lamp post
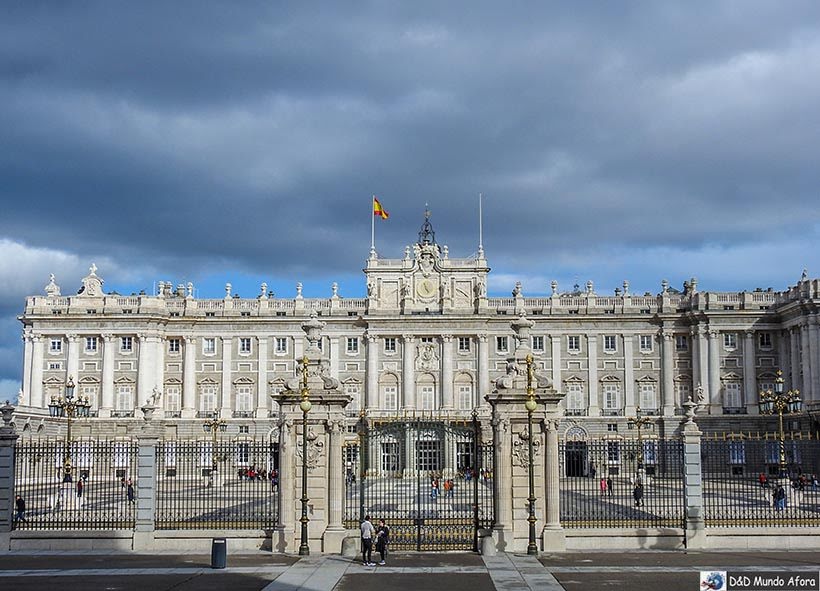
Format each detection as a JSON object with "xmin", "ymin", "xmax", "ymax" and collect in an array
[
  {"xmin": 202, "ymin": 410, "xmax": 227, "ymax": 482},
  {"xmin": 758, "ymin": 369, "xmax": 802, "ymax": 477},
  {"xmin": 48, "ymin": 376, "xmax": 90, "ymax": 482},
  {"xmin": 627, "ymin": 406, "xmax": 653, "ymax": 480},
  {"xmin": 298, "ymin": 355, "xmax": 312, "ymax": 556},
  {"xmin": 524, "ymin": 354, "xmax": 538, "ymax": 556}
]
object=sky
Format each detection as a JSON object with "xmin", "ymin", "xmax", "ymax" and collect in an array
[{"xmin": 2, "ymin": 1, "xmax": 820, "ymax": 399}]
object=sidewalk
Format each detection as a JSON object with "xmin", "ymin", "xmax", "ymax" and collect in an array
[{"xmin": 0, "ymin": 550, "xmax": 818, "ymax": 591}]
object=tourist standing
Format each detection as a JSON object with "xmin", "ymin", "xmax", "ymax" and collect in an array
[
  {"xmin": 431, "ymin": 478, "xmax": 439, "ymax": 501},
  {"xmin": 606, "ymin": 476, "xmax": 613, "ymax": 497},
  {"xmin": 126, "ymin": 479, "xmax": 135, "ymax": 503},
  {"xmin": 14, "ymin": 495, "xmax": 27, "ymax": 523},
  {"xmin": 633, "ymin": 482, "xmax": 643, "ymax": 507},
  {"xmin": 361, "ymin": 515, "xmax": 376, "ymax": 566},
  {"xmin": 599, "ymin": 477, "xmax": 607, "ymax": 496},
  {"xmin": 375, "ymin": 519, "xmax": 390, "ymax": 565}
]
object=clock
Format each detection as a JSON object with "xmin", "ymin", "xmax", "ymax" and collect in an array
[{"xmin": 416, "ymin": 279, "xmax": 437, "ymax": 298}]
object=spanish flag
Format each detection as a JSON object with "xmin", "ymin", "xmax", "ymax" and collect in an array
[{"xmin": 373, "ymin": 197, "xmax": 389, "ymax": 220}]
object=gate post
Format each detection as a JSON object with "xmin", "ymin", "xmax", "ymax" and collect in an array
[
  {"xmin": 486, "ymin": 313, "xmax": 565, "ymax": 554},
  {"xmin": 0, "ymin": 402, "xmax": 19, "ymax": 551},
  {"xmin": 133, "ymin": 403, "xmax": 162, "ymax": 551},
  {"xmin": 681, "ymin": 400, "xmax": 706, "ymax": 549}
]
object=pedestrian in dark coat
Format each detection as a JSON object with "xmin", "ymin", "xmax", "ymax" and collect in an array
[{"xmin": 633, "ymin": 482, "xmax": 644, "ymax": 507}]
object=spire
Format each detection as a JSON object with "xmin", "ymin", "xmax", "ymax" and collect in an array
[{"xmin": 418, "ymin": 204, "xmax": 436, "ymax": 245}]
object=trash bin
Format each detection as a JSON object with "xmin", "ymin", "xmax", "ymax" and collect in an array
[{"xmin": 211, "ymin": 538, "xmax": 227, "ymax": 569}]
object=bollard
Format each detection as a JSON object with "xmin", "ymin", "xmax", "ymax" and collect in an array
[{"xmin": 211, "ymin": 538, "xmax": 227, "ymax": 569}]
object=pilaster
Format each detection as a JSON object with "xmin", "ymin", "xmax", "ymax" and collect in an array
[
  {"xmin": 743, "ymin": 330, "xmax": 756, "ymax": 413},
  {"xmin": 441, "ymin": 335, "xmax": 454, "ymax": 409},
  {"xmin": 801, "ymin": 322, "xmax": 812, "ymax": 400},
  {"xmin": 402, "ymin": 335, "xmax": 416, "ymax": 410},
  {"xmin": 182, "ymin": 336, "xmax": 196, "ymax": 418},
  {"xmin": 21, "ymin": 334, "xmax": 33, "ymax": 407},
  {"xmin": 256, "ymin": 337, "xmax": 269, "ymax": 417},
  {"xmin": 366, "ymin": 335, "xmax": 379, "ymax": 409},
  {"xmin": 623, "ymin": 334, "xmax": 635, "ymax": 415},
  {"xmin": 707, "ymin": 329, "xmax": 721, "ymax": 413},
  {"xmin": 221, "ymin": 337, "xmax": 232, "ymax": 415},
  {"xmin": 31, "ymin": 337, "xmax": 44, "ymax": 409},
  {"xmin": 587, "ymin": 335, "xmax": 599, "ymax": 416},
  {"xmin": 478, "ymin": 334, "xmax": 490, "ymax": 407},
  {"xmin": 100, "ymin": 334, "xmax": 116, "ymax": 417},
  {"xmin": 661, "ymin": 331, "xmax": 675, "ymax": 415}
]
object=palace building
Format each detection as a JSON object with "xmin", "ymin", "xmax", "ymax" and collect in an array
[{"xmin": 13, "ymin": 214, "xmax": 820, "ymax": 442}]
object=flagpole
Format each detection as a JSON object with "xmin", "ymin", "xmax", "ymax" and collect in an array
[
  {"xmin": 370, "ymin": 195, "xmax": 376, "ymax": 258},
  {"xmin": 478, "ymin": 193, "xmax": 484, "ymax": 258}
]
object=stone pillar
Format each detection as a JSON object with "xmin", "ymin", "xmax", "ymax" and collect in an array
[
  {"xmin": 66, "ymin": 334, "xmax": 80, "ymax": 384},
  {"xmin": 707, "ymin": 329, "xmax": 721, "ymax": 413},
  {"xmin": 624, "ymin": 334, "xmax": 635, "ymax": 415},
  {"xmin": 0, "ymin": 402, "xmax": 19, "ymax": 551},
  {"xmin": 402, "ymin": 335, "xmax": 416, "ymax": 410},
  {"xmin": 478, "ymin": 334, "xmax": 490, "ymax": 407},
  {"xmin": 550, "ymin": 335, "xmax": 562, "ymax": 396},
  {"xmin": 221, "ymin": 337, "xmax": 232, "ymax": 415},
  {"xmin": 542, "ymin": 418, "xmax": 563, "ymax": 551},
  {"xmin": 587, "ymin": 335, "xmax": 599, "ymax": 416},
  {"xmin": 182, "ymin": 336, "xmax": 196, "ymax": 418},
  {"xmin": 790, "ymin": 327, "xmax": 801, "ymax": 394},
  {"xmin": 31, "ymin": 337, "xmax": 44, "ymax": 409},
  {"xmin": 256, "ymin": 337, "xmax": 269, "ymax": 418},
  {"xmin": 801, "ymin": 322, "xmax": 812, "ymax": 400},
  {"xmin": 325, "ymin": 419, "xmax": 345, "ymax": 543},
  {"xmin": 743, "ymin": 330, "xmax": 756, "ymax": 412},
  {"xmin": 661, "ymin": 331, "xmax": 675, "ymax": 415},
  {"xmin": 329, "ymin": 337, "xmax": 340, "ymax": 381},
  {"xmin": 681, "ymin": 401, "xmax": 706, "ymax": 549},
  {"xmin": 690, "ymin": 327, "xmax": 700, "ymax": 397},
  {"xmin": 155, "ymin": 337, "xmax": 165, "ymax": 397},
  {"xmin": 697, "ymin": 326, "xmax": 710, "ymax": 405},
  {"xmin": 442, "ymin": 335, "xmax": 454, "ymax": 409},
  {"xmin": 275, "ymin": 419, "xmax": 295, "ymax": 549},
  {"xmin": 137, "ymin": 334, "xmax": 158, "ymax": 408},
  {"xmin": 100, "ymin": 334, "xmax": 116, "ymax": 417},
  {"xmin": 366, "ymin": 335, "xmax": 379, "ymax": 409},
  {"xmin": 492, "ymin": 417, "xmax": 512, "ymax": 535},
  {"xmin": 810, "ymin": 316, "xmax": 820, "ymax": 402},
  {"xmin": 21, "ymin": 334, "xmax": 32, "ymax": 406},
  {"xmin": 133, "ymin": 405, "xmax": 162, "ymax": 550}
]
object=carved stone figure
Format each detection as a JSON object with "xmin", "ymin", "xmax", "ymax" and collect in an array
[
  {"xmin": 45, "ymin": 274, "xmax": 61, "ymax": 297},
  {"xmin": 511, "ymin": 429, "xmax": 541, "ymax": 467},
  {"xmin": 77, "ymin": 264, "xmax": 104, "ymax": 297}
]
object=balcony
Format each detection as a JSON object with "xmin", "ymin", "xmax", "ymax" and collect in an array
[
  {"xmin": 233, "ymin": 411, "xmax": 254, "ymax": 418},
  {"xmin": 565, "ymin": 409, "xmax": 588, "ymax": 417},
  {"xmin": 602, "ymin": 409, "xmax": 624, "ymax": 417},
  {"xmin": 723, "ymin": 407, "xmax": 748, "ymax": 415},
  {"xmin": 111, "ymin": 410, "xmax": 135, "ymax": 418}
]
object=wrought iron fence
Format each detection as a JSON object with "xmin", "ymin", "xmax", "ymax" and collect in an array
[
  {"xmin": 559, "ymin": 438, "xmax": 685, "ymax": 528},
  {"xmin": 13, "ymin": 438, "xmax": 137, "ymax": 530},
  {"xmin": 155, "ymin": 439, "xmax": 279, "ymax": 530},
  {"xmin": 702, "ymin": 434, "xmax": 820, "ymax": 527}
]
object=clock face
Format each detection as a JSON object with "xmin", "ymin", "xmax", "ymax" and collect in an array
[{"xmin": 416, "ymin": 278, "xmax": 437, "ymax": 298}]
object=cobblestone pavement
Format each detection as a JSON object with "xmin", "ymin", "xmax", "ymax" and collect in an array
[{"xmin": 0, "ymin": 550, "xmax": 818, "ymax": 590}]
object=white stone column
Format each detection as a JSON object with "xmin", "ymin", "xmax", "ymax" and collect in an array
[
  {"xmin": 801, "ymin": 322, "xmax": 812, "ymax": 399},
  {"xmin": 137, "ymin": 334, "xmax": 151, "ymax": 407},
  {"xmin": 221, "ymin": 337, "xmax": 232, "ymax": 415},
  {"xmin": 661, "ymin": 331, "xmax": 675, "ymax": 415},
  {"xmin": 790, "ymin": 327, "xmax": 801, "ymax": 393},
  {"xmin": 743, "ymin": 330, "xmax": 756, "ymax": 412},
  {"xmin": 707, "ymin": 329, "xmax": 721, "ymax": 413},
  {"xmin": 30, "ymin": 337, "xmax": 44, "ymax": 409},
  {"xmin": 690, "ymin": 327, "xmax": 700, "ymax": 395},
  {"xmin": 550, "ymin": 334, "xmax": 562, "ymax": 395},
  {"xmin": 624, "ymin": 334, "xmax": 635, "ymax": 415},
  {"xmin": 256, "ymin": 337, "xmax": 268, "ymax": 417},
  {"xmin": 810, "ymin": 316, "xmax": 820, "ymax": 402},
  {"xmin": 493, "ymin": 417, "xmax": 512, "ymax": 531},
  {"xmin": 101, "ymin": 334, "xmax": 116, "ymax": 417},
  {"xmin": 697, "ymin": 326, "xmax": 710, "ymax": 405},
  {"xmin": 326, "ymin": 420, "xmax": 344, "ymax": 532},
  {"xmin": 402, "ymin": 335, "xmax": 416, "ymax": 410},
  {"xmin": 294, "ymin": 334, "xmax": 303, "ymax": 360},
  {"xmin": 441, "ymin": 335, "xmax": 454, "ymax": 409},
  {"xmin": 366, "ymin": 335, "xmax": 379, "ymax": 409},
  {"xmin": 275, "ymin": 420, "xmax": 295, "ymax": 548},
  {"xmin": 66, "ymin": 334, "xmax": 80, "ymax": 383},
  {"xmin": 587, "ymin": 335, "xmax": 599, "ymax": 416},
  {"xmin": 182, "ymin": 336, "xmax": 196, "ymax": 418},
  {"xmin": 478, "ymin": 334, "xmax": 490, "ymax": 407},
  {"xmin": 544, "ymin": 419, "xmax": 561, "ymax": 530},
  {"xmin": 155, "ymin": 337, "xmax": 165, "ymax": 396},
  {"xmin": 329, "ymin": 337, "xmax": 340, "ymax": 381},
  {"xmin": 21, "ymin": 334, "xmax": 33, "ymax": 406}
]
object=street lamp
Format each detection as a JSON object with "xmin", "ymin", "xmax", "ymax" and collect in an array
[
  {"xmin": 48, "ymin": 376, "xmax": 91, "ymax": 482},
  {"xmin": 524, "ymin": 354, "xmax": 538, "ymax": 556},
  {"xmin": 202, "ymin": 410, "xmax": 227, "ymax": 479},
  {"xmin": 759, "ymin": 369, "xmax": 802, "ymax": 477},
  {"xmin": 298, "ymin": 355, "xmax": 312, "ymax": 556},
  {"xmin": 627, "ymin": 406, "xmax": 654, "ymax": 478}
]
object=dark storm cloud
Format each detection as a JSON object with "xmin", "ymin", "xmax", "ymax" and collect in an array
[{"xmin": 2, "ymin": 1, "xmax": 820, "ymax": 393}]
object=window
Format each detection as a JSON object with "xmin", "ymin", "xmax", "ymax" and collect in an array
[
  {"xmin": 496, "ymin": 336, "xmax": 508, "ymax": 353},
  {"xmin": 458, "ymin": 337, "xmax": 471, "ymax": 352},
  {"xmin": 724, "ymin": 382, "xmax": 742, "ymax": 408},
  {"xmin": 458, "ymin": 384, "xmax": 473, "ymax": 410},
  {"xmin": 48, "ymin": 362, "xmax": 62, "ymax": 370},
  {"xmin": 81, "ymin": 385, "xmax": 98, "ymax": 410},
  {"xmin": 165, "ymin": 386, "xmax": 181, "ymax": 412},
  {"xmin": 121, "ymin": 336, "xmax": 133, "ymax": 352},
  {"xmin": 729, "ymin": 441, "xmax": 746, "ymax": 465},
  {"xmin": 317, "ymin": 337, "xmax": 323, "ymax": 351},
  {"xmin": 275, "ymin": 337, "xmax": 288, "ymax": 354},
  {"xmin": 759, "ymin": 381, "xmax": 774, "ymax": 395},
  {"xmin": 384, "ymin": 337, "xmax": 397, "ymax": 353},
  {"xmin": 421, "ymin": 337, "xmax": 434, "ymax": 344},
  {"xmin": 416, "ymin": 439, "xmax": 442, "ymax": 471},
  {"xmin": 532, "ymin": 336, "xmax": 544, "ymax": 352},
  {"xmin": 675, "ymin": 335, "xmax": 688, "ymax": 352},
  {"xmin": 239, "ymin": 337, "xmax": 252, "ymax": 354},
  {"xmin": 205, "ymin": 312, "xmax": 215, "ymax": 317},
  {"xmin": 639, "ymin": 335, "xmax": 653, "ymax": 352},
  {"xmin": 420, "ymin": 385, "xmax": 435, "ymax": 410},
  {"xmin": 723, "ymin": 333, "xmax": 737, "ymax": 350},
  {"xmin": 345, "ymin": 383, "xmax": 360, "ymax": 410},
  {"xmin": 456, "ymin": 442, "xmax": 475, "ymax": 471},
  {"xmin": 607, "ymin": 423, "xmax": 618, "ymax": 432},
  {"xmin": 168, "ymin": 338, "xmax": 180, "ymax": 354},
  {"xmin": 383, "ymin": 386, "xmax": 397, "ymax": 410},
  {"xmin": 235, "ymin": 385, "xmax": 253, "ymax": 412},
  {"xmin": 603, "ymin": 335, "xmax": 617, "ymax": 352},
  {"xmin": 84, "ymin": 336, "xmax": 98, "ymax": 353},
  {"xmin": 240, "ymin": 311, "xmax": 251, "ymax": 317},
  {"xmin": 238, "ymin": 425, "xmax": 249, "ymax": 434},
  {"xmin": 200, "ymin": 385, "xmax": 217, "ymax": 413},
  {"xmin": 603, "ymin": 383, "xmax": 620, "ymax": 410},
  {"xmin": 639, "ymin": 383, "xmax": 657, "ymax": 409},
  {"xmin": 758, "ymin": 333, "xmax": 772, "ymax": 349},
  {"xmin": 607, "ymin": 441, "xmax": 620, "ymax": 462},
  {"xmin": 643, "ymin": 441, "xmax": 658, "ymax": 466},
  {"xmin": 203, "ymin": 337, "xmax": 216, "ymax": 355},
  {"xmin": 566, "ymin": 383, "xmax": 584, "ymax": 411},
  {"xmin": 116, "ymin": 385, "xmax": 133, "ymax": 411},
  {"xmin": 346, "ymin": 337, "xmax": 359, "ymax": 354},
  {"xmin": 50, "ymin": 338, "xmax": 62, "ymax": 353},
  {"xmin": 381, "ymin": 442, "xmax": 400, "ymax": 472},
  {"xmin": 567, "ymin": 336, "xmax": 580, "ymax": 352},
  {"xmin": 676, "ymin": 382, "xmax": 692, "ymax": 406}
]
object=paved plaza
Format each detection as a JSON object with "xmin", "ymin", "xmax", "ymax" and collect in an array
[{"xmin": 2, "ymin": 549, "xmax": 820, "ymax": 590}]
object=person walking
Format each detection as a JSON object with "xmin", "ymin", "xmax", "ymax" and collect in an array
[
  {"xmin": 774, "ymin": 485, "xmax": 787, "ymax": 511},
  {"xmin": 375, "ymin": 518, "xmax": 390, "ymax": 565},
  {"xmin": 599, "ymin": 477, "xmax": 607, "ymax": 496},
  {"xmin": 606, "ymin": 476, "xmax": 613, "ymax": 497},
  {"xmin": 633, "ymin": 482, "xmax": 644, "ymax": 507},
  {"xmin": 14, "ymin": 495, "xmax": 27, "ymax": 523},
  {"xmin": 126, "ymin": 479, "xmax": 135, "ymax": 504},
  {"xmin": 430, "ymin": 478, "xmax": 439, "ymax": 501},
  {"xmin": 360, "ymin": 515, "xmax": 376, "ymax": 566}
]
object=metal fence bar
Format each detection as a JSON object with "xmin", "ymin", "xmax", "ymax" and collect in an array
[
  {"xmin": 13, "ymin": 438, "xmax": 137, "ymax": 530},
  {"xmin": 559, "ymin": 438, "xmax": 685, "ymax": 528}
]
